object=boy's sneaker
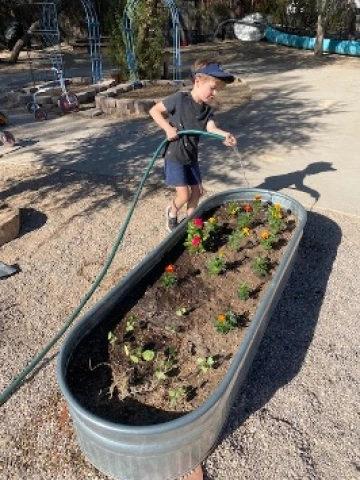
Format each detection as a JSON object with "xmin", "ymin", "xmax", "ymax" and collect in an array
[{"xmin": 166, "ymin": 206, "xmax": 178, "ymax": 232}]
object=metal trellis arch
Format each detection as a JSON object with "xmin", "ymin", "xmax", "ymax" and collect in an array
[
  {"xmin": 123, "ymin": 0, "xmax": 181, "ymax": 82},
  {"xmin": 79, "ymin": 0, "xmax": 102, "ymax": 83}
]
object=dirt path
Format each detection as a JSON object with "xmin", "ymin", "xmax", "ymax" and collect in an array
[{"xmin": 1, "ymin": 41, "xmax": 359, "ymax": 480}]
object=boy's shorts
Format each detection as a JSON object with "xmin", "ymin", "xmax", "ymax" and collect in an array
[{"xmin": 164, "ymin": 159, "xmax": 202, "ymax": 186}]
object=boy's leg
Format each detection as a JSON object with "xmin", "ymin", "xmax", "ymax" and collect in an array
[
  {"xmin": 171, "ymin": 186, "xmax": 190, "ymax": 216},
  {"xmin": 186, "ymin": 184, "xmax": 202, "ymax": 216},
  {"xmin": 166, "ymin": 185, "xmax": 190, "ymax": 232},
  {"xmin": 186, "ymin": 162, "xmax": 203, "ymax": 216}
]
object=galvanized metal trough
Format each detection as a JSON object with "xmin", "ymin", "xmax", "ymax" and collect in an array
[{"xmin": 57, "ymin": 188, "xmax": 307, "ymax": 480}]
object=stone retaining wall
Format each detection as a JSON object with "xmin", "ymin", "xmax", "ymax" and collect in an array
[{"xmin": 95, "ymin": 79, "xmax": 191, "ymax": 118}]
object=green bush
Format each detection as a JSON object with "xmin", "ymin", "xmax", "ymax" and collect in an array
[{"xmin": 106, "ymin": 0, "xmax": 167, "ymax": 81}]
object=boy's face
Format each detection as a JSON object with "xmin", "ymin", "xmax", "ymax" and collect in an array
[{"xmin": 194, "ymin": 76, "xmax": 224, "ymax": 103}]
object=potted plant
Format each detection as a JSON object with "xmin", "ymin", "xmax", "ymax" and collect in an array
[{"xmin": 57, "ymin": 188, "xmax": 307, "ymax": 480}]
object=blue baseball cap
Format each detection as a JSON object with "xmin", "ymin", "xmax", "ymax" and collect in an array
[{"xmin": 191, "ymin": 63, "xmax": 235, "ymax": 83}]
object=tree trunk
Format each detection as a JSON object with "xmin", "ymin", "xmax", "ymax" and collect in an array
[
  {"xmin": 9, "ymin": 21, "xmax": 39, "ymax": 64},
  {"xmin": 314, "ymin": 13, "xmax": 325, "ymax": 56}
]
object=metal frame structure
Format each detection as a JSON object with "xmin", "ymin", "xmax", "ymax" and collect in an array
[
  {"xmin": 25, "ymin": 1, "xmax": 63, "ymax": 83},
  {"xmin": 80, "ymin": 0, "xmax": 102, "ymax": 83},
  {"xmin": 25, "ymin": 0, "xmax": 102, "ymax": 84},
  {"xmin": 123, "ymin": 0, "xmax": 181, "ymax": 82}
]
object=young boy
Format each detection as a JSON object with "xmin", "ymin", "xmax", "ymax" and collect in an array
[{"xmin": 149, "ymin": 59, "xmax": 237, "ymax": 232}]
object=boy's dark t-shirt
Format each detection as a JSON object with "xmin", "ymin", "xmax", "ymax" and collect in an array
[{"xmin": 162, "ymin": 91, "xmax": 213, "ymax": 165}]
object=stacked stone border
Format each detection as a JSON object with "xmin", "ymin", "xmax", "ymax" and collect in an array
[
  {"xmin": 4, "ymin": 77, "xmax": 116, "ymax": 111},
  {"xmin": 95, "ymin": 79, "xmax": 191, "ymax": 119}
]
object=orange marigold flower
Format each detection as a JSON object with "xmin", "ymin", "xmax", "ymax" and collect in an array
[
  {"xmin": 244, "ymin": 204, "xmax": 253, "ymax": 212},
  {"xmin": 217, "ymin": 314, "xmax": 226, "ymax": 323},
  {"xmin": 261, "ymin": 231, "xmax": 269, "ymax": 239},
  {"xmin": 165, "ymin": 264, "xmax": 175, "ymax": 274},
  {"xmin": 254, "ymin": 194, "xmax": 261, "ymax": 200}
]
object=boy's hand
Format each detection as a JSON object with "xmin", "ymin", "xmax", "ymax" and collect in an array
[
  {"xmin": 223, "ymin": 133, "xmax": 237, "ymax": 147},
  {"xmin": 165, "ymin": 126, "xmax": 178, "ymax": 141}
]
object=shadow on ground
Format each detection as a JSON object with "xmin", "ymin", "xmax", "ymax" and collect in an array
[
  {"xmin": 0, "ymin": 73, "xmax": 343, "ymax": 219},
  {"xmin": 214, "ymin": 211, "xmax": 341, "ymax": 450}
]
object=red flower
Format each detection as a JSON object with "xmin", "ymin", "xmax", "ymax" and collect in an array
[
  {"xmin": 191, "ymin": 236, "xmax": 202, "ymax": 247},
  {"xmin": 193, "ymin": 218, "xmax": 203, "ymax": 228},
  {"xmin": 165, "ymin": 264, "xmax": 175, "ymax": 274},
  {"xmin": 244, "ymin": 204, "xmax": 253, "ymax": 213}
]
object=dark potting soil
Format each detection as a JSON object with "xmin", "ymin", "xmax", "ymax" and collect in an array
[{"xmin": 66, "ymin": 201, "xmax": 297, "ymax": 426}]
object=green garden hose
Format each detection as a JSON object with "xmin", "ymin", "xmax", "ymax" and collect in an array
[{"xmin": 0, "ymin": 130, "xmax": 225, "ymax": 406}]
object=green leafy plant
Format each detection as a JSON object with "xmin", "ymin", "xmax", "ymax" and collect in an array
[
  {"xmin": 226, "ymin": 201, "xmax": 240, "ymax": 215},
  {"xmin": 268, "ymin": 203, "xmax": 285, "ymax": 235},
  {"xmin": 124, "ymin": 344, "xmax": 155, "ymax": 363},
  {"xmin": 184, "ymin": 218, "xmax": 206, "ymax": 253},
  {"xmin": 184, "ymin": 217, "xmax": 218, "ymax": 253},
  {"xmin": 176, "ymin": 307, "xmax": 188, "ymax": 317},
  {"xmin": 205, "ymin": 251, "xmax": 226, "ymax": 275},
  {"xmin": 108, "ymin": 331, "xmax": 118, "ymax": 345},
  {"xmin": 228, "ymin": 226, "xmax": 251, "ymax": 251},
  {"xmin": 154, "ymin": 346, "xmax": 177, "ymax": 380},
  {"xmin": 238, "ymin": 282, "xmax": 250, "ymax": 301},
  {"xmin": 125, "ymin": 313, "xmax": 137, "ymax": 332},
  {"xmin": 252, "ymin": 194, "xmax": 262, "ymax": 213},
  {"xmin": 168, "ymin": 386, "xmax": 186, "ymax": 407},
  {"xmin": 259, "ymin": 231, "xmax": 277, "ymax": 251},
  {"xmin": 237, "ymin": 211, "xmax": 254, "ymax": 229},
  {"xmin": 252, "ymin": 256, "xmax": 270, "ymax": 276},
  {"xmin": 106, "ymin": 0, "xmax": 167, "ymax": 80},
  {"xmin": 196, "ymin": 356, "xmax": 214, "ymax": 373},
  {"xmin": 161, "ymin": 264, "xmax": 177, "ymax": 289},
  {"xmin": 214, "ymin": 311, "xmax": 238, "ymax": 334}
]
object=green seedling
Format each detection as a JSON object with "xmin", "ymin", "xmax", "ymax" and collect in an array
[
  {"xmin": 196, "ymin": 356, "xmax": 214, "ymax": 373},
  {"xmin": 125, "ymin": 313, "xmax": 137, "ymax": 332},
  {"xmin": 154, "ymin": 347, "xmax": 177, "ymax": 381},
  {"xmin": 252, "ymin": 195, "xmax": 262, "ymax": 213},
  {"xmin": 176, "ymin": 307, "xmax": 188, "ymax": 317},
  {"xmin": 238, "ymin": 282, "xmax": 250, "ymax": 301},
  {"xmin": 205, "ymin": 254, "xmax": 226, "ymax": 276},
  {"xmin": 227, "ymin": 227, "xmax": 250, "ymax": 251},
  {"xmin": 226, "ymin": 201, "xmax": 240, "ymax": 215},
  {"xmin": 252, "ymin": 256, "xmax": 270, "ymax": 276},
  {"xmin": 214, "ymin": 311, "xmax": 238, "ymax": 334},
  {"xmin": 107, "ymin": 331, "xmax": 118, "ymax": 345},
  {"xmin": 160, "ymin": 272, "xmax": 178, "ymax": 289},
  {"xmin": 168, "ymin": 386, "xmax": 186, "ymax": 407},
  {"xmin": 124, "ymin": 345, "xmax": 155, "ymax": 363},
  {"xmin": 237, "ymin": 212, "xmax": 253, "ymax": 229}
]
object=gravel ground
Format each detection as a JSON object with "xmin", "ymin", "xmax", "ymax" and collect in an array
[
  {"xmin": 1, "ymin": 40, "xmax": 359, "ymax": 480},
  {"xmin": 0, "ymin": 162, "xmax": 359, "ymax": 480}
]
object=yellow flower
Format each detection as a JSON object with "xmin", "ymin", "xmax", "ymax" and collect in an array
[
  {"xmin": 261, "ymin": 231, "xmax": 269, "ymax": 239},
  {"xmin": 208, "ymin": 217, "xmax": 217, "ymax": 223},
  {"xmin": 274, "ymin": 203, "xmax": 282, "ymax": 210},
  {"xmin": 254, "ymin": 194, "xmax": 261, "ymax": 201},
  {"xmin": 217, "ymin": 314, "xmax": 226, "ymax": 323},
  {"xmin": 218, "ymin": 249, "xmax": 225, "ymax": 257},
  {"xmin": 275, "ymin": 212, "xmax": 282, "ymax": 219},
  {"xmin": 243, "ymin": 227, "xmax": 250, "ymax": 236},
  {"xmin": 229, "ymin": 209, "xmax": 237, "ymax": 215}
]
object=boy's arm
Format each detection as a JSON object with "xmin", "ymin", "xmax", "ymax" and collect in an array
[
  {"xmin": 206, "ymin": 119, "xmax": 237, "ymax": 146},
  {"xmin": 149, "ymin": 102, "xmax": 178, "ymax": 140}
]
